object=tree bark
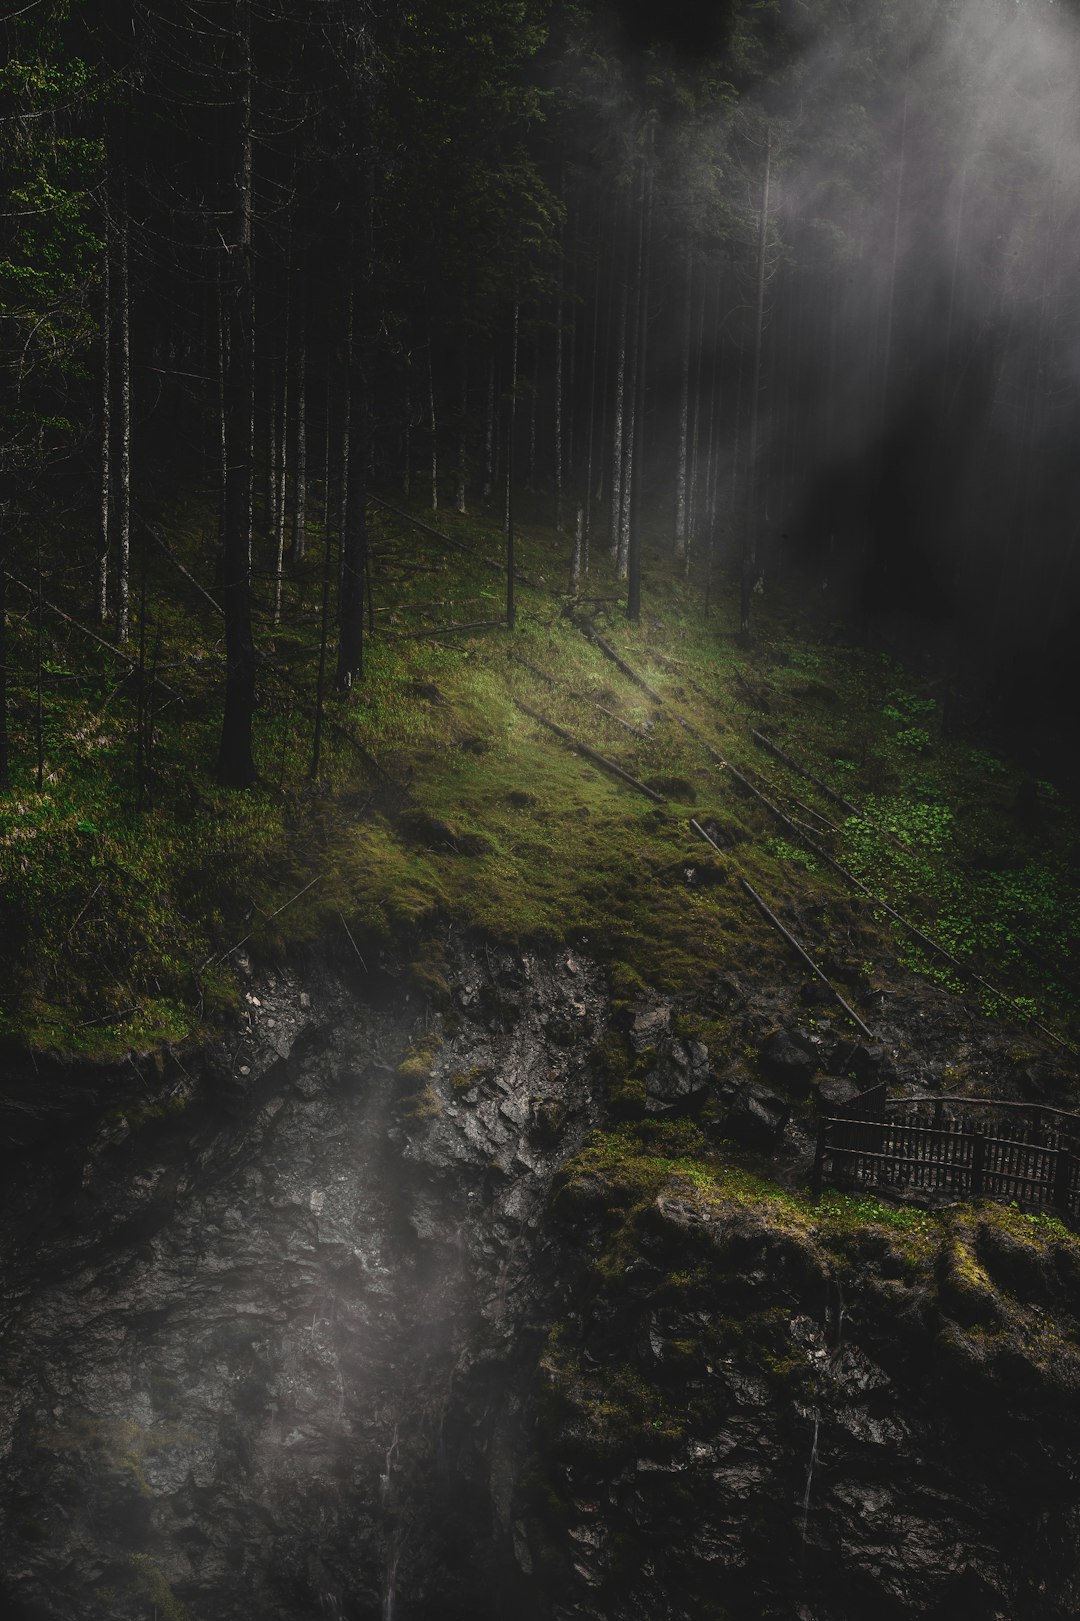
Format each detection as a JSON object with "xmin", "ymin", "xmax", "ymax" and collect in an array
[
  {"xmin": 293, "ymin": 281, "xmax": 307, "ymax": 561},
  {"xmin": 216, "ymin": 0, "xmax": 257, "ymax": 788},
  {"xmin": 116, "ymin": 190, "xmax": 131, "ymax": 645},
  {"xmin": 674, "ymin": 246, "xmax": 692, "ymax": 557},
  {"xmin": 627, "ymin": 144, "xmax": 652, "ymax": 623},
  {"xmin": 610, "ymin": 273, "xmax": 627, "ymax": 563},
  {"xmin": 98, "ymin": 179, "xmax": 111, "ymax": 623},
  {"xmin": 506, "ymin": 296, "xmax": 519, "ymax": 629},
  {"xmin": 428, "ymin": 337, "xmax": 438, "ymax": 513},
  {"xmin": 456, "ymin": 336, "xmax": 468, "ymax": 514},
  {"xmin": 741, "ymin": 125, "xmax": 771, "ymax": 640}
]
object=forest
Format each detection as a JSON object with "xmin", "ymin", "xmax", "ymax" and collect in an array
[{"xmin": 2, "ymin": 4, "xmax": 1080, "ymax": 1619}]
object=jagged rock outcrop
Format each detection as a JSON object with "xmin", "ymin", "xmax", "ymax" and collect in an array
[{"xmin": 1, "ymin": 938, "xmax": 1078, "ymax": 1621}]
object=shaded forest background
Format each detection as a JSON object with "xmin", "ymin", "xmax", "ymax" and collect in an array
[{"xmin": 3, "ymin": 0, "xmax": 1080, "ymax": 790}]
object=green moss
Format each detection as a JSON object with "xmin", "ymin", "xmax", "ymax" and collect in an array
[
  {"xmin": 1, "ymin": 493, "xmax": 1076, "ymax": 1059},
  {"xmin": 396, "ymin": 1029, "xmax": 442, "ymax": 1085},
  {"xmin": 401, "ymin": 1083, "xmax": 443, "ymax": 1121}
]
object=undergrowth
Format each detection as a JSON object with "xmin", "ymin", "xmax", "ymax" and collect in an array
[{"xmin": 0, "ymin": 491, "xmax": 1076, "ymax": 1058}]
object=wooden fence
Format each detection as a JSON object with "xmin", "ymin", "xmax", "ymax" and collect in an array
[{"xmin": 811, "ymin": 1086, "xmax": 1080, "ymax": 1220}]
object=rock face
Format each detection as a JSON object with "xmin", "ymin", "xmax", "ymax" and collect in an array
[
  {"xmin": 0, "ymin": 942, "xmax": 608, "ymax": 1621},
  {"xmin": 1, "ymin": 940, "xmax": 1079, "ymax": 1621}
]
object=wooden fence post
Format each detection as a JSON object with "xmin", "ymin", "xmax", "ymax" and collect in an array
[
  {"xmin": 1053, "ymin": 1142, "xmax": 1074, "ymax": 1212},
  {"xmin": 970, "ymin": 1132, "xmax": 986, "ymax": 1198}
]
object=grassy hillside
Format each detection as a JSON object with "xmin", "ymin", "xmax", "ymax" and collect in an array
[{"xmin": 1, "ymin": 495, "xmax": 1077, "ymax": 1062}]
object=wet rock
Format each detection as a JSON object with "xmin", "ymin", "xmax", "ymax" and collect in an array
[
  {"xmin": 644, "ymin": 1039, "xmax": 711, "ymax": 1114},
  {"xmin": 812, "ymin": 1076, "xmax": 862, "ymax": 1112},
  {"xmin": 760, "ymin": 1029, "xmax": 816, "ymax": 1093},
  {"xmin": 724, "ymin": 1082, "xmax": 791, "ymax": 1149}
]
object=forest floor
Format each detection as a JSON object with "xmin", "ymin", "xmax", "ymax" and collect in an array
[{"xmin": 0, "ymin": 491, "xmax": 1077, "ymax": 1069}]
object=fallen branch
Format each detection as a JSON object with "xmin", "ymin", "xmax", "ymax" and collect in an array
[
  {"xmin": 136, "ymin": 514, "xmax": 223, "ymax": 617},
  {"xmin": 369, "ymin": 493, "xmax": 532, "ymax": 584},
  {"xmin": 510, "ymin": 652, "xmax": 651, "ymax": 740},
  {"xmin": 737, "ymin": 876, "xmax": 877, "ymax": 1041},
  {"xmin": 3, "ymin": 571, "xmax": 181, "ymax": 699},
  {"xmin": 197, "ymin": 873, "xmax": 323, "ymax": 973},
  {"xmin": 513, "ymin": 700, "xmax": 664, "ymax": 803},
  {"xmin": 575, "ymin": 632, "xmax": 1070, "ymax": 1053},
  {"xmin": 575, "ymin": 621, "xmax": 666, "ymax": 706},
  {"xmin": 395, "ymin": 619, "xmax": 503, "ymax": 640},
  {"xmin": 76, "ymin": 1005, "xmax": 141, "ymax": 1031}
]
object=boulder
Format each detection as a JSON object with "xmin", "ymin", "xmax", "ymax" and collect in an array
[
  {"xmin": 760, "ymin": 1029, "xmax": 816, "ymax": 1094},
  {"xmin": 725, "ymin": 1082, "xmax": 791, "ymax": 1150}
]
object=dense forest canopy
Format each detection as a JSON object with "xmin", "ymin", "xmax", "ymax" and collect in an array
[{"xmin": 2, "ymin": 0, "xmax": 1080, "ymax": 791}]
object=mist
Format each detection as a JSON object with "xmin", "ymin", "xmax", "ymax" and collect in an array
[{"xmin": 598, "ymin": 0, "xmax": 1080, "ymax": 731}]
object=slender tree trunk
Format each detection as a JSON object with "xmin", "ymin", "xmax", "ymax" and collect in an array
[
  {"xmin": 526, "ymin": 338, "xmax": 537, "ymax": 491},
  {"xmin": 98, "ymin": 184, "xmax": 111, "ymax": 623},
  {"xmin": 569, "ymin": 502, "xmax": 583, "ymax": 594},
  {"xmin": 338, "ymin": 272, "xmax": 368, "ymax": 689},
  {"xmin": 483, "ymin": 349, "xmax": 496, "ymax": 499},
  {"xmin": 880, "ymin": 78, "xmax": 908, "ymax": 434},
  {"xmin": 582, "ymin": 211, "xmax": 602, "ymax": 578},
  {"xmin": 216, "ymin": 0, "xmax": 257, "ymax": 788},
  {"xmin": 610, "ymin": 274, "xmax": 628, "ymax": 562},
  {"xmin": 554, "ymin": 264, "xmax": 565, "ymax": 532},
  {"xmin": 741, "ymin": 126, "xmax": 771, "ymax": 641},
  {"xmin": 273, "ymin": 279, "xmax": 290, "ymax": 625},
  {"xmin": 116, "ymin": 192, "xmax": 131, "ymax": 644},
  {"xmin": 686, "ymin": 262, "xmax": 706, "ymax": 576},
  {"xmin": 0, "ymin": 513, "xmax": 9, "ymax": 790},
  {"xmin": 506, "ymin": 296, "xmax": 519, "ymax": 630},
  {"xmin": 35, "ymin": 561, "xmax": 44, "ymax": 791},
  {"xmin": 428, "ymin": 339, "xmax": 438, "ymax": 513},
  {"xmin": 703, "ymin": 276, "xmax": 723, "ymax": 614},
  {"xmin": 456, "ymin": 336, "xmax": 468, "ymax": 515},
  {"xmin": 674, "ymin": 246, "xmax": 692, "ymax": 556},
  {"xmin": 311, "ymin": 535, "xmax": 333, "ymax": 775},
  {"xmin": 293, "ymin": 285, "xmax": 307, "ymax": 561},
  {"xmin": 626, "ymin": 145, "xmax": 652, "ymax": 624},
  {"xmin": 403, "ymin": 353, "xmax": 412, "ymax": 499}
]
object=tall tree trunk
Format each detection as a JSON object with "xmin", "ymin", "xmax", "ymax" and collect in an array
[
  {"xmin": 569, "ymin": 502, "xmax": 583, "ymax": 594},
  {"xmin": 741, "ymin": 125, "xmax": 771, "ymax": 641},
  {"xmin": 338, "ymin": 198, "xmax": 369, "ymax": 690},
  {"xmin": 428, "ymin": 339, "xmax": 438, "ymax": 513},
  {"xmin": 456, "ymin": 336, "xmax": 468, "ymax": 515},
  {"xmin": 610, "ymin": 274, "xmax": 628, "ymax": 562},
  {"xmin": 403, "ymin": 352, "xmax": 412, "ymax": 499},
  {"xmin": 483, "ymin": 349, "xmax": 496, "ymax": 499},
  {"xmin": 526, "ymin": 336, "xmax": 537, "ymax": 491},
  {"xmin": 686, "ymin": 261, "xmax": 706, "ymax": 576},
  {"xmin": 554, "ymin": 266, "xmax": 565, "ymax": 531},
  {"xmin": 273, "ymin": 277, "xmax": 290, "ymax": 625},
  {"xmin": 293, "ymin": 284, "xmax": 307, "ymax": 561},
  {"xmin": 506, "ymin": 296, "xmax": 519, "ymax": 630},
  {"xmin": 880, "ymin": 77, "xmax": 908, "ymax": 434},
  {"xmin": 674, "ymin": 246, "xmax": 692, "ymax": 557},
  {"xmin": 216, "ymin": 0, "xmax": 257, "ymax": 788},
  {"xmin": 582, "ymin": 207, "xmax": 602, "ymax": 578},
  {"xmin": 116, "ymin": 192, "xmax": 131, "ymax": 644},
  {"xmin": 98, "ymin": 183, "xmax": 111, "ymax": 623},
  {"xmin": 626, "ymin": 145, "xmax": 652, "ymax": 624},
  {"xmin": 0, "ymin": 514, "xmax": 9, "ymax": 790}
]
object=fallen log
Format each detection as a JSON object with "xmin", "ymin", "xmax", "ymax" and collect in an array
[
  {"xmin": 513, "ymin": 700, "xmax": 664, "ymax": 803},
  {"xmin": 736, "ymin": 875, "xmax": 877, "ymax": 1042},
  {"xmin": 575, "ymin": 620, "xmax": 666, "ymax": 706},
  {"xmin": 510, "ymin": 652, "xmax": 651, "ymax": 740}
]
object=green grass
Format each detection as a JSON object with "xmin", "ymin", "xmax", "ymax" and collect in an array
[{"xmin": 1, "ymin": 492, "xmax": 1077, "ymax": 1058}]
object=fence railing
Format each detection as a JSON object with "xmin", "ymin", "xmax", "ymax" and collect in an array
[{"xmin": 811, "ymin": 1086, "xmax": 1080, "ymax": 1220}]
